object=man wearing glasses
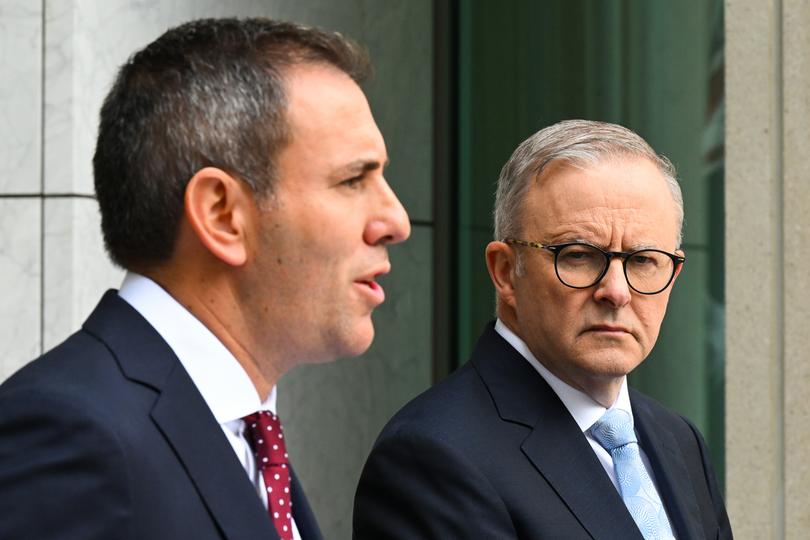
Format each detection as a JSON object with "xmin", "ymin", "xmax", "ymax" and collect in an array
[{"xmin": 354, "ymin": 120, "xmax": 732, "ymax": 539}]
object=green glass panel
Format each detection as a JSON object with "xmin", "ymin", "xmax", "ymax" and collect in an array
[{"xmin": 457, "ymin": 0, "xmax": 725, "ymax": 487}]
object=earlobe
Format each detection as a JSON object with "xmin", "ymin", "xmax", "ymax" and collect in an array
[
  {"xmin": 184, "ymin": 167, "xmax": 251, "ymax": 267},
  {"xmin": 485, "ymin": 241, "xmax": 518, "ymax": 308}
]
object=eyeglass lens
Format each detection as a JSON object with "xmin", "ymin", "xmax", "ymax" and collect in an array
[{"xmin": 555, "ymin": 244, "xmax": 675, "ymax": 293}]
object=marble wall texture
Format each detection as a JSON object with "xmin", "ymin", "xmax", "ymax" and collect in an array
[
  {"xmin": 0, "ymin": 1, "xmax": 432, "ymax": 538},
  {"xmin": 726, "ymin": 0, "xmax": 810, "ymax": 538}
]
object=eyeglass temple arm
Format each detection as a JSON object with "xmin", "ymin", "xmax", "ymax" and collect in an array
[{"xmin": 502, "ymin": 238, "xmax": 547, "ymax": 249}]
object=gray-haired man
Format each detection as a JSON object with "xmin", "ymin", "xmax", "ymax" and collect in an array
[{"xmin": 354, "ymin": 120, "xmax": 731, "ymax": 539}]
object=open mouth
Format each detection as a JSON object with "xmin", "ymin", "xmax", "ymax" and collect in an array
[{"xmin": 355, "ymin": 277, "xmax": 385, "ymax": 305}]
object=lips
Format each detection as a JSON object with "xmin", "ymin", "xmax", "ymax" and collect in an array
[
  {"xmin": 354, "ymin": 263, "xmax": 390, "ymax": 306},
  {"xmin": 356, "ymin": 279, "xmax": 385, "ymax": 305},
  {"xmin": 584, "ymin": 324, "xmax": 633, "ymax": 336}
]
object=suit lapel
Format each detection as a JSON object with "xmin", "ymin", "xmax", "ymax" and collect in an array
[
  {"xmin": 151, "ymin": 366, "xmax": 279, "ymax": 540},
  {"xmin": 471, "ymin": 325, "xmax": 643, "ymax": 540},
  {"xmin": 83, "ymin": 292, "xmax": 279, "ymax": 540},
  {"xmin": 521, "ymin": 414, "xmax": 643, "ymax": 540},
  {"xmin": 632, "ymin": 393, "xmax": 703, "ymax": 540}
]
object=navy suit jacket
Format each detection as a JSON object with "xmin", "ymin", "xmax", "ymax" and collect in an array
[
  {"xmin": 354, "ymin": 323, "xmax": 732, "ymax": 539},
  {"xmin": 0, "ymin": 291, "xmax": 322, "ymax": 540}
]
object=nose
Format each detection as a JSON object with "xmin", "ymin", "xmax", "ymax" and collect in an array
[
  {"xmin": 363, "ymin": 179, "xmax": 411, "ymax": 246},
  {"xmin": 592, "ymin": 259, "xmax": 631, "ymax": 308}
]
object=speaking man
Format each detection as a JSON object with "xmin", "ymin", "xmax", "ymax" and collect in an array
[
  {"xmin": 0, "ymin": 18, "xmax": 410, "ymax": 540},
  {"xmin": 354, "ymin": 120, "xmax": 731, "ymax": 539}
]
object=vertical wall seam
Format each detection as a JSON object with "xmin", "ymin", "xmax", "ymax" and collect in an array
[
  {"xmin": 619, "ymin": 0, "xmax": 629, "ymax": 122},
  {"xmin": 430, "ymin": 0, "xmax": 458, "ymax": 382},
  {"xmin": 38, "ymin": 0, "xmax": 46, "ymax": 356},
  {"xmin": 774, "ymin": 0, "xmax": 786, "ymax": 537}
]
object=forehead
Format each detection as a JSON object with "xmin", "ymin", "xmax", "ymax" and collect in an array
[
  {"xmin": 523, "ymin": 157, "xmax": 680, "ymax": 248},
  {"xmin": 272, "ymin": 63, "xmax": 387, "ymax": 191},
  {"xmin": 282, "ymin": 63, "xmax": 384, "ymax": 150}
]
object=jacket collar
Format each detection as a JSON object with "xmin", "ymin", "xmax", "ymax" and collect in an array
[
  {"xmin": 471, "ymin": 323, "xmax": 645, "ymax": 540},
  {"xmin": 82, "ymin": 291, "xmax": 321, "ymax": 540}
]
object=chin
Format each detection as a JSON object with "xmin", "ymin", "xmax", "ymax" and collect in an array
[
  {"xmin": 576, "ymin": 350, "xmax": 644, "ymax": 379},
  {"xmin": 334, "ymin": 321, "xmax": 376, "ymax": 360}
]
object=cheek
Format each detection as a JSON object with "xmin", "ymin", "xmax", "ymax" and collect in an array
[
  {"xmin": 517, "ymin": 265, "xmax": 562, "ymax": 306},
  {"xmin": 515, "ymin": 282, "xmax": 554, "ymax": 324},
  {"xmin": 554, "ymin": 290, "xmax": 591, "ymax": 323},
  {"xmin": 633, "ymin": 299, "xmax": 670, "ymax": 346},
  {"xmin": 312, "ymin": 219, "xmax": 363, "ymax": 258}
]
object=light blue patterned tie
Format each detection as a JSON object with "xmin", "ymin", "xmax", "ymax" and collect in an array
[{"xmin": 589, "ymin": 409, "xmax": 676, "ymax": 540}]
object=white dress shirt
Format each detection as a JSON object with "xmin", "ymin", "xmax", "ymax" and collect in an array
[
  {"xmin": 119, "ymin": 272, "xmax": 301, "ymax": 540},
  {"xmin": 494, "ymin": 319, "xmax": 670, "ymax": 503}
]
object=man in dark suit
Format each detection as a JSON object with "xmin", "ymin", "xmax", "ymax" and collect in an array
[
  {"xmin": 354, "ymin": 120, "xmax": 732, "ymax": 539},
  {"xmin": 0, "ymin": 18, "xmax": 410, "ymax": 540}
]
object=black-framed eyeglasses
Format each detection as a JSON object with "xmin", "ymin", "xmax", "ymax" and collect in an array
[{"xmin": 503, "ymin": 238, "xmax": 685, "ymax": 295}]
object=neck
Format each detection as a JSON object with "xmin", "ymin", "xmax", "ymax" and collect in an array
[
  {"xmin": 497, "ymin": 314, "xmax": 624, "ymax": 408},
  {"xmin": 145, "ymin": 267, "xmax": 280, "ymax": 402},
  {"xmin": 574, "ymin": 378, "xmax": 623, "ymax": 409},
  {"xmin": 536, "ymin": 353, "xmax": 624, "ymax": 408}
]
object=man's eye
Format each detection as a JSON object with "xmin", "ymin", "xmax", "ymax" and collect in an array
[
  {"xmin": 629, "ymin": 253, "xmax": 663, "ymax": 268},
  {"xmin": 566, "ymin": 251, "xmax": 591, "ymax": 259},
  {"xmin": 341, "ymin": 176, "xmax": 364, "ymax": 189},
  {"xmin": 561, "ymin": 249, "xmax": 596, "ymax": 262}
]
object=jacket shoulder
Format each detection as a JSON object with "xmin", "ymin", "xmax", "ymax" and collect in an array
[
  {"xmin": 375, "ymin": 360, "xmax": 498, "ymax": 443},
  {"xmin": 2, "ymin": 329, "xmax": 119, "ymax": 393}
]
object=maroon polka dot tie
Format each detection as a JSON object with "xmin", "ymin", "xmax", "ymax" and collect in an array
[{"xmin": 243, "ymin": 411, "xmax": 293, "ymax": 540}]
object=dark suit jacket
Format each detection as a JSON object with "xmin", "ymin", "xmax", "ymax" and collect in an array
[
  {"xmin": 354, "ymin": 323, "xmax": 732, "ymax": 539},
  {"xmin": 0, "ymin": 291, "xmax": 322, "ymax": 540}
]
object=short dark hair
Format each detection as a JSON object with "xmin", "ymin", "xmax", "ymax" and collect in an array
[{"xmin": 93, "ymin": 18, "xmax": 371, "ymax": 270}]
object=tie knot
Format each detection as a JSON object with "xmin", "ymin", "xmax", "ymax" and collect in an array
[
  {"xmin": 589, "ymin": 408, "xmax": 637, "ymax": 451},
  {"xmin": 243, "ymin": 411, "xmax": 289, "ymax": 468}
]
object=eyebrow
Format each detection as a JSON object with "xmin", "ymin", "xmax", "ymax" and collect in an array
[
  {"xmin": 549, "ymin": 237, "xmax": 663, "ymax": 252},
  {"xmin": 337, "ymin": 158, "xmax": 389, "ymax": 177}
]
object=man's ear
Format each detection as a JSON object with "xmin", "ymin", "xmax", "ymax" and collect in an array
[
  {"xmin": 485, "ymin": 241, "xmax": 519, "ymax": 309},
  {"xmin": 184, "ymin": 167, "xmax": 254, "ymax": 267}
]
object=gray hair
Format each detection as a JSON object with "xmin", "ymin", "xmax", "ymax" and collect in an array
[{"xmin": 493, "ymin": 119, "xmax": 684, "ymax": 248}]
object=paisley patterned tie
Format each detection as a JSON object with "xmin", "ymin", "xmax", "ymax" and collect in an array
[{"xmin": 589, "ymin": 409, "xmax": 676, "ymax": 540}]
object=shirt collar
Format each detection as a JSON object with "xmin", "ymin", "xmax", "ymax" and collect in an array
[
  {"xmin": 494, "ymin": 319, "xmax": 633, "ymax": 432},
  {"xmin": 118, "ymin": 272, "xmax": 276, "ymax": 423}
]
